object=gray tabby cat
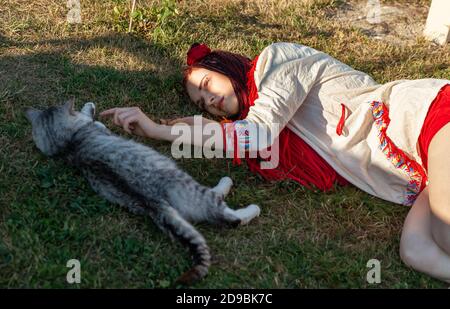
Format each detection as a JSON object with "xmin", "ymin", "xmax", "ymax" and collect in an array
[{"xmin": 25, "ymin": 100, "xmax": 260, "ymax": 285}]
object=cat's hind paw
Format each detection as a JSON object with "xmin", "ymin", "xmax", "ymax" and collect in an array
[
  {"xmin": 212, "ymin": 176, "xmax": 233, "ymax": 197},
  {"xmin": 236, "ymin": 204, "xmax": 260, "ymax": 225}
]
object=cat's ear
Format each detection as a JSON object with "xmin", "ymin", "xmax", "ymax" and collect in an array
[
  {"xmin": 24, "ymin": 107, "xmax": 42, "ymax": 123},
  {"xmin": 63, "ymin": 98, "xmax": 76, "ymax": 115}
]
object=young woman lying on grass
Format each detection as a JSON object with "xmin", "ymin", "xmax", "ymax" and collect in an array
[{"xmin": 100, "ymin": 42, "xmax": 450, "ymax": 283}]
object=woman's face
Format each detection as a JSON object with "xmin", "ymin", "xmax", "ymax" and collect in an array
[{"xmin": 185, "ymin": 68, "xmax": 240, "ymax": 117}]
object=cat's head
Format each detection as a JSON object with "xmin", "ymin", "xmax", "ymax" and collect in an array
[{"xmin": 25, "ymin": 99, "xmax": 96, "ymax": 156}]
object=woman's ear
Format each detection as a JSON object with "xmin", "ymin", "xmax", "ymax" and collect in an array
[{"xmin": 24, "ymin": 107, "xmax": 42, "ymax": 124}]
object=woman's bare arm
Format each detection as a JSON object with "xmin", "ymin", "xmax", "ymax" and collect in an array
[
  {"xmin": 100, "ymin": 107, "xmax": 225, "ymax": 150},
  {"xmin": 150, "ymin": 122, "xmax": 224, "ymax": 149},
  {"xmin": 159, "ymin": 115, "xmax": 218, "ymax": 126}
]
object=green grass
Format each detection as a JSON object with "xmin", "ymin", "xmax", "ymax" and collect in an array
[{"xmin": 0, "ymin": 0, "xmax": 449, "ymax": 288}]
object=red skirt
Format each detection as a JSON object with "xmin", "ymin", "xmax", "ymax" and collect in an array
[{"xmin": 417, "ymin": 84, "xmax": 450, "ymax": 171}]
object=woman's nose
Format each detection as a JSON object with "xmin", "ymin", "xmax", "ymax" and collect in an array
[{"xmin": 206, "ymin": 94, "xmax": 216, "ymax": 106}]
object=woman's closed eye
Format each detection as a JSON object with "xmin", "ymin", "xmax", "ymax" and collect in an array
[
  {"xmin": 203, "ymin": 77, "xmax": 209, "ymax": 88},
  {"xmin": 197, "ymin": 78, "xmax": 209, "ymax": 110}
]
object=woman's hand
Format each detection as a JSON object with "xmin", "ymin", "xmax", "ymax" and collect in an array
[{"xmin": 99, "ymin": 107, "xmax": 157, "ymax": 138}]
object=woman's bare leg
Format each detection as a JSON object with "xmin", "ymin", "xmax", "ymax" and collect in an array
[
  {"xmin": 400, "ymin": 187, "xmax": 450, "ymax": 282},
  {"xmin": 399, "ymin": 122, "xmax": 450, "ymax": 283},
  {"xmin": 427, "ymin": 123, "xmax": 450, "ymax": 254}
]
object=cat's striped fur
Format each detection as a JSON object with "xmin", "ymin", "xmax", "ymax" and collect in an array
[{"xmin": 25, "ymin": 100, "xmax": 260, "ymax": 285}]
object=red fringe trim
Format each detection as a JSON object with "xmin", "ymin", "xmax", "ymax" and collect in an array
[{"xmin": 371, "ymin": 101, "xmax": 427, "ymax": 205}]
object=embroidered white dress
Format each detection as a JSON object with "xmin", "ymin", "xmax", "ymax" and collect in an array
[{"xmin": 223, "ymin": 42, "xmax": 450, "ymax": 206}]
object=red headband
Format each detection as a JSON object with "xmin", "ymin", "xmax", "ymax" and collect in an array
[{"xmin": 186, "ymin": 43, "xmax": 211, "ymax": 66}]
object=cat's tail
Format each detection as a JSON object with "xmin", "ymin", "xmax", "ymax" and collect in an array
[{"xmin": 151, "ymin": 200, "xmax": 210, "ymax": 285}]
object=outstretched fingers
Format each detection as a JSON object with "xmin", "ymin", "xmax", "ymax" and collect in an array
[{"xmin": 100, "ymin": 108, "xmax": 136, "ymax": 133}]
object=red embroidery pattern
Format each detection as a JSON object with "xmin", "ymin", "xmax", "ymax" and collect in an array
[{"xmin": 371, "ymin": 101, "xmax": 427, "ymax": 205}]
